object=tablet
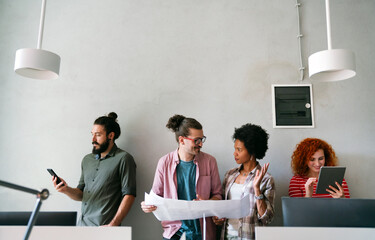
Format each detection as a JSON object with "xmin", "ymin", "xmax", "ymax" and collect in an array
[{"xmin": 316, "ymin": 166, "xmax": 346, "ymax": 194}]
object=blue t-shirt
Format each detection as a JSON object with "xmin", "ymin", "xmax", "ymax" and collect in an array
[{"xmin": 176, "ymin": 160, "xmax": 201, "ymax": 240}]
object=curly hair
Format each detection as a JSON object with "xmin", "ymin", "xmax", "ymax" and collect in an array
[
  {"xmin": 232, "ymin": 123, "xmax": 269, "ymax": 160},
  {"xmin": 291, "ymin": 138, "xmax": 338, "ymax": 176}
]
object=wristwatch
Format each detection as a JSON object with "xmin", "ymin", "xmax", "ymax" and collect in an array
[{"xmin": 255, "ymin": 193, "xmax": 264, "ymax": 200}]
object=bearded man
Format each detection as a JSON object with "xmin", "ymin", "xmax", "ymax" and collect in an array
[{"xmin": 52, "ymin": 112, "xmax": 136, "ymax": 226}]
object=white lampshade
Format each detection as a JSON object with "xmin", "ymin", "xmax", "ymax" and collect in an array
[
  {"xmin": 308, "ymin": 49, "xmax": 356, "ymax": 82},
  {"xmin": 14, "ymin": 48, "xmax": 60, "ymax": 80},
  {"xmin": 14, "ymin": 0, "xmax": 61, "ymax": 80},
  {"xmin": 308, "ymin": 0, "xmax": 356, "ymax": 82}
]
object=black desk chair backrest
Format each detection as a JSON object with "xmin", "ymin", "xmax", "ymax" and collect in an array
[
  {"xmin": 0, "ymin": 211, "xmax": 77, "ymax": 226},
  {"xmin": 282, "ymin": 197, "xmax": 375, "ymax": 228}
]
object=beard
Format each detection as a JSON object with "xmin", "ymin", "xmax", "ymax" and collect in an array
[
  {"xmin": 189, "ymin": 146, "xmax": 201, "ymax": 156},
  {"xmin": 194, "ymin": 146, "xmax": 201, "ymax": 153},
  {"xmin": 92, "ymin": 138, "xmax": 110, "ymax": 155}
]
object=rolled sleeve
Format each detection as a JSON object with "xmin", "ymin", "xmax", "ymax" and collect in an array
[
  {"xmin": 258, "ymin": 176, "xmax": 275, "ymax": 224},
  {"xmin": 77, "ymin": 161, "xmax": 85, "ymax": 191},
  {"xmin": 120, "ymin": 153, "xmax": 137, "ymax": 197}
]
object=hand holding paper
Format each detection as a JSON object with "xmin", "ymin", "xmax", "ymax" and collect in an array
[{"xmin": 144, "ymin": 190, "xmax": 250, "ymax": 221}]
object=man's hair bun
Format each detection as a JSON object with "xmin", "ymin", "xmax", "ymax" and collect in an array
[
  {"xmin": 166, "ymin": 114, "xmax": 186, "ymax": 132},
  {"xmin": 108, "ymin": 112, "xmax": 118, "ymax": 121}
]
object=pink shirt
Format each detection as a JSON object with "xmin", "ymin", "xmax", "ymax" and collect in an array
[{"xmin": 152, "ymin": 149, "xmax": 222, "ymax": 240}]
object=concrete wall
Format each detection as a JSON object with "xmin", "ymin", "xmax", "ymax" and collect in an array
[{"xmin": 1, "ymin": 1, "xmax": 374, "ymax": 239}]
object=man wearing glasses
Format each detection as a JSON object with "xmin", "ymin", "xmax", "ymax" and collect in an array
[{"xmin": 141, "ymin": 114, "xmax": 222, "ymax": 240}]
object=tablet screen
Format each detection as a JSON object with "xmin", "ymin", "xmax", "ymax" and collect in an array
[{"xmin": 316, "ymin": 166, "xmax": 346, "ymax": 194}]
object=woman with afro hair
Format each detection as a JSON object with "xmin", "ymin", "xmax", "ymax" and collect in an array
[
  {"xmin": 289, "ymin": 138, "xmax": 350, "ymax": 198},
  {"xmin": 213, "ymin": 123, "xmax": 275, "ymax": 240}
]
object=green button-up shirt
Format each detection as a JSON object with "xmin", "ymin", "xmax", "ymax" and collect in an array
[{"xmin": 77, "ymin": 144, "xmax": 136, "ymax": 226}]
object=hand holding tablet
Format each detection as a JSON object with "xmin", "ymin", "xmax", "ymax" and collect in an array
[{"xmin": 316, "ymin": 166, "xmax": 346, "ymax": 195}]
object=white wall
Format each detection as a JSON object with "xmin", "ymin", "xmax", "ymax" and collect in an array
[{"xmin": 0, "ymin": 0, "xmax": 374, "ymax": 239}]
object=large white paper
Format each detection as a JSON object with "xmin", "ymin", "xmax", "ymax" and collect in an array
[{"xmin": 144, "ymin": 191, "xmax": 250, "ymax": 221}]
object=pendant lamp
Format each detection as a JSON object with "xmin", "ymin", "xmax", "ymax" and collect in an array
[
  {"xmin": 308, "ymin": 0, "xmax": 356, "ymax": 82},
  {"xmin": 14, "ymin": 0, "xmax": 60, "ymax": 80}
]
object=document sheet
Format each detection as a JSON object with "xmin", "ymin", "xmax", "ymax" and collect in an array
[{"xmin": 144, "ymin": 191, "xmax": 250, "ymax": 221}]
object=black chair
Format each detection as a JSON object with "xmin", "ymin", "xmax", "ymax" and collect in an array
[
  {"xmin": 282, "ymin": 197, "xmax": 375, "ymax": 228},
  {"xmin": 0, "ymin": 211, "xmax": 77, "ymax": 226}
]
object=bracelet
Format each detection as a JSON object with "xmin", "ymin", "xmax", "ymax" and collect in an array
[{"xmin": 255, "ymin": 194, "xmax": 264, "ymax": 200}]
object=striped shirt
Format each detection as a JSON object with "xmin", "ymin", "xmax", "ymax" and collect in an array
[{"xmin": 288, "ymin": 175, "xmax": 350, "ymax": 198}]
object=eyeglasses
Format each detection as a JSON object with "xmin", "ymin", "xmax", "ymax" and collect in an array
[{"xmin": 183, "ymin": 136, "xmax": 207, "ymax": 145}]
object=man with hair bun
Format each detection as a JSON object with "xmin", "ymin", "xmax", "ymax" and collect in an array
[
  {"xmin": 141, "ymin": 114, "xmax": 222, "ymax": 240},
  {"xmin": 52, "ymin": 112, "xmax": 136, "ymax": 226}
]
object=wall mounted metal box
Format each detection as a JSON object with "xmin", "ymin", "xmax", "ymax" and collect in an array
[{"xmin": 272, "ymin": 84, "xmax": 314, "ymax": 128}]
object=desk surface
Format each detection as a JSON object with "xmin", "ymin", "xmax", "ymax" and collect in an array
[
  {"xmin": 255, "ymin": 227, "xmax": 375, "ymax": 240},
  {"xmin": 0, "ymin": 226, "xmax": 131, "ymax": 240}
]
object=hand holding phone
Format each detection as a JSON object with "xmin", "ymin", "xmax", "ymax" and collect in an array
[{"xmin": 47, "ymin": 168, "xmax": 65, "ymax": 186}]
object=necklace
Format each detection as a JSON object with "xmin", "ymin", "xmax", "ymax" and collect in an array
[{"xmin": 242, "ymin": 171, "xmax": 251, "ymax": 176}]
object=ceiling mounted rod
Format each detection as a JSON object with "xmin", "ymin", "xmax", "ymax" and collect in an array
[
  {"xmin": 325, "ymin": 0, "xmax": 332, "ymax": 50},
  {"xmin": 37, "ymin": 0, "xmax": 47, "ymax": 49}
]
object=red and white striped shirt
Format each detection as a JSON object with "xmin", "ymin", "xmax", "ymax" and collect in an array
[{"xmin": 288, "ymin": 175, "xmax": 350, "ymax": 198}]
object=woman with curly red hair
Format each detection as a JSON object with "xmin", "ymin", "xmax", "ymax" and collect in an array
[{"xmin": 289, "ymin": 138, "xmax": 350, "ymax": 198}]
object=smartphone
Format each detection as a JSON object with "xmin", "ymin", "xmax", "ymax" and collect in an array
[{"xmin": 47, "ymin": 168, "xmax": 64, "ymax": 186}]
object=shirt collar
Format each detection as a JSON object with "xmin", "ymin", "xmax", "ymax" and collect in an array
[
  {"xmin": 173, "ymin": 148, "xmax": 199, "ymax": 164},
  {"xmin": 236, "ymin": 161, "xmax": 260, "ymax": 174},
  {"xmin": 95, "ymin": 143, "xmax": 118, "ymax": 160},
  {"xmin": 173, "ymin": 149, "xmax": 179, "ymax": 163}
]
